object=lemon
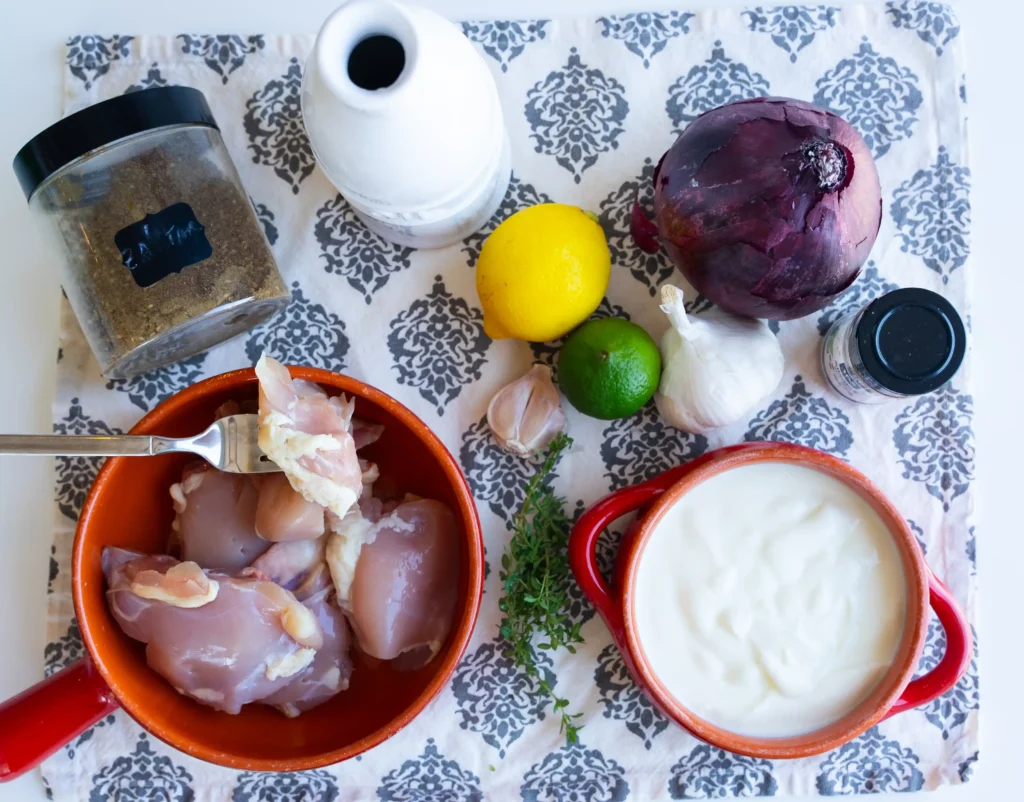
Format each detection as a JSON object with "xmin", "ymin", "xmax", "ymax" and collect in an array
[
  {"xmin": 476, "ymin": 204, "xmax": 611, "ymax": 342},
  {"xmin": 558, "ymin": 318, "xmax": 662, "ymax": 420}
]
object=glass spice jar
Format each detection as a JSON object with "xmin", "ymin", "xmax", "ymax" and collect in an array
[
  {"xmin": 13, "ymin": 86, "xmax": 289, "ymax": 379},
  {"xmin": 820, "ymin": 288, "xmax": 966, "ymax": 404}
]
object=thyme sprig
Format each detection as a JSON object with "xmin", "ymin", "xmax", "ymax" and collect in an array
[{"xmin": 498, "ymin": 433, "xmax": 584, "ymax": 743}]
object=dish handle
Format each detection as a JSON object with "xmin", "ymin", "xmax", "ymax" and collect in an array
[
  {"xmin": 569, "ymin": 465, "xmax": 690, "ymax": 645},
  {"xmin": 884, "ymin": 572, "xmax": 971, "ymax": 719},
  {"xmin": 0, "ymin": 656, "xmax": 119, "ymax": 782}
]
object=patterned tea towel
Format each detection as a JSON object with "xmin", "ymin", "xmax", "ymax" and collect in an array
[{"xmin": 42, "ymin": 3, "xmax": 975, "ymax": 799}]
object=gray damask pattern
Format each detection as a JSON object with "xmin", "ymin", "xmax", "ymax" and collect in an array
[
  {"xmin": 53, "ymin": 398, "xmax": 119, "ymax": 520},
  {"xmin": 244, "ymin": 282, "xmax": 349, "ymax": 372},
  {"xmin": 66, "ymin": 35, "xmax": 133, "ymax": 88},
  {"xmin": 314, "ymin": 194, "xmax": 415, "ymax": 303},
  {"xmin": 602, "ymin": 401, "xmax": 709, "ymax": 491},
  {"xmin": 813, "ymin": 39, "xmax": 922, "ymax": 158},
  {"xmin": 815, "ymin": 263, "xmax": 899, "ymax": 335},
  {"xmin": 887, "ymin": 2, "xmax": 961, "ymax": 55},
  {"xmin": 744, "ymin": 5, "xmax": 839, "ymax": 62},
  {"xmin": 65, "ymin": 714, "xmax": 118, "ymax": 761},
  {"xmin": 520, "ymin": 742, "xmax": 630, "ymax": 802},
  {"xmin": 915, "ymin": 619, "xmax": 979, "ymax": 739},
  {"xmin": 124, "ymin": 64, "xmax": 169, "ymax": 93},
  {"xmin": 244, "ymin": 58, "xmax": 315, "ymax": 194},
  {"xmin": 686, "ymin": 294, "xmax": 715, "ymax": 315},
  {"xmin": 891, "ymin": 147, "xmax": 971, "ymax": 282},
  {"xmin": 525, "ymin": 49, "xmax": 629, "ymax": 183},
  {"xmin": 745, "ymin": 376, "xmax": 854, "ymax": 457},
  {"xmin": 461, "ymin": 20, "xmax": 548, "ymax": 72},
  {"xmin": 387, "ymin": 277, "xmax": 490, "ymax": 415},
  {"xmin": 908, "ymin": 518, "xmax": 928, "ymax": 554},
  {"xmin": 376, "ymin": 739, "xmax": 482, "ymax": 802},
  {"xmin": 48, "ymin": 545, "xmax": 58, "ymax": 593},
  {"xmin": 669, "ymin": 745, "xmax": 777, "ymax": 798},
  {"xmin": 666, "ymin": 41, "xmax": 771, "ymax": 133},
  {"xmin": 44, "ymin": 618, "xmax": 84, "ymax": 677},
  {"xmin": 232, "ymin": 769, "xmax": 338, "ymax": 801},
  {"xmin": 595, "ymin": 643, "xmax": 670, "ymax": 749},
  {"xmin": 452, "ymin": 637, "xmax": 556, "ymax": 758},
  {"xmin": 177, "ymin": 34, "xmax": 265, "ymax": 83},
  {"xmin": 89, "ymin": 733, "xmax": 194, "ymax": 802},
  {"xmin": 105, "ymin": 354, "xmax": 206, "ymax": 412},
  {"xmin": 562, "ymin": 501, "xmax": 621, "ymax": 628},
  {"xmin": 251, "ymin": 199, "xmax": 279, "ymax": 246},
  {"xmin": 893, "ymin": 384, "xmax": 973, "ymax": 510},
  {"xmin": 597, "ymin": 12, "xmax": 694, "ymax": 68},
  {"xmin": 460, "ymin": 415, "xmax": 551, "ymax": 525},
  {"xmin": 958, "ymin": 752, "xmax": 979, "ymax": 783},
  {"xmin": 815, "ymin": 727, "xmax": 924, "ymax": 794},
  {"xmin": 599, "ymin": 158, "xmax": 676, "ymax": 296}
]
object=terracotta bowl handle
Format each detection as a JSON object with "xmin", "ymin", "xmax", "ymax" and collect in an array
[
  {"xmin": 0, "ymin": 656, "xmax": 119, "ymax": 782},
  {"xmin": 570, "ymin": 466, "xmax": 690, "ymax": 644},
  {"xmin": 884, "ymin": 572, "xmax": 971, "ymax": 719}
]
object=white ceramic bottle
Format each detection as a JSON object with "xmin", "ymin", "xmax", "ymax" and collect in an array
[{"xmin": 302, "ymin": 0, "xmax": 512, "ymax": 249}]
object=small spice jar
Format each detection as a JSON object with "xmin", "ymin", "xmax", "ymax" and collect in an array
[
  {"xmin": 821, "ymin": 288, "xmax": 966, "ymax": 404},
  {"xmin": 14, "ymin": 86, "xmax": 289, "ymax": 379}
]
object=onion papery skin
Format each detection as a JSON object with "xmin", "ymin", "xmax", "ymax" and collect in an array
[{"xmin": 647, "ymin": 97, "xmax": 882, "ymax": 321}]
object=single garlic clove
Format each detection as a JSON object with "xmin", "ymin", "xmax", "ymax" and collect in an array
[{"xmin": 487, "ymin": 364, "xmax": 567, "ymax": 457}]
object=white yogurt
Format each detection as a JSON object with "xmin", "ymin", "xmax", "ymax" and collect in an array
[{"xmin": 633, "ymin": 462, "xmax": 906, "ymax": 738}]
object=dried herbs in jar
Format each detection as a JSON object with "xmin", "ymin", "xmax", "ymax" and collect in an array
[{"xmin": 14, "ymin": 86, "xmax": 289, "ymax": 378}]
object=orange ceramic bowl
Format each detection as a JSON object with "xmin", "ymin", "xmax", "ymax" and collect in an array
[
  {"xmin": 0, "ymin": 366, "xmax": 483, "ymax": 779},
  {"xmin": 570, "ymin": 441, "xmax": 971, "ymax": 759}
]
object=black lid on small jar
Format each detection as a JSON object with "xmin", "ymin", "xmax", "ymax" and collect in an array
[
  {"xmin": 13, "ymin": 86, "xmax": 219, "ymax": 200},
  {"xmin": 856, "ymin": 288, "xmax": 966, "ymax": 396}
]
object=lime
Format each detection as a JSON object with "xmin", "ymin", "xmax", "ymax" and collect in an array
[{"xmin": 557, "ymin": 318, "xmax": 662, "ymax": 420}]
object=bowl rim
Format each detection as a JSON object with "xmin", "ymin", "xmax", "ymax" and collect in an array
[
  {"xmin": 618, "ymin": 443, "xmax": 930, "ymax": 759},
  {"xmin": 72, "ymin": 365, "xmax": 484, "ymax": 771}
]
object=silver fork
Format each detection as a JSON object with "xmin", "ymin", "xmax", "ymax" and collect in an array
[{"xmin": 0, "ymin": 414, "xmax": 281, "ymax": 474}]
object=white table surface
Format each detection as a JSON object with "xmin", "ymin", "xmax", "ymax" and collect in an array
[{"xmin": 0, "ymin": 0, "xmax": 1019, "ymax": 799}]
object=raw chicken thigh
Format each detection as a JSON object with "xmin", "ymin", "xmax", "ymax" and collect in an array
[
  {"xmin": 170, "ymin": 463, "xmax": 269, "ymax": 572},
  {"xmin": 246, "ymin": 536, "xmax": 331, "ymax": 599},
  {"xmin": 104, "ymin": 547, "xmax": 322, "ymax": 714},
  {"xmin": 214, "ymin": 399, "xmax": 258, "ymax": 418},
  {"xmin": 254, "ymin": 473, "xmax": 326, "ymax": 542},
  {"xmin": 351, "ymin": 418, "xmax": 384, "ymax": 451},
  {"xmin": 323, "ymin": 496, "xmax": 404, "ymax": 602},
  {"xmin": 340, "ymin": 499, "xmax": 460, "ymax": 661},
  {"xmin": 256, "ymin": 355, "xmax": 362, "ymax": 520},
  {"xmin": 262, "ymin": 587, "xmax": 354, "ymax": 717},
  {"xmin": 234, "ymin": 539, "xmax": 351, "ymax": 716}
]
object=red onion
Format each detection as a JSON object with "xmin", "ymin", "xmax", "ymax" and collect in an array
[{"xmin": 632, "ymin": 97, "xmax": 882, "ymax": 320}]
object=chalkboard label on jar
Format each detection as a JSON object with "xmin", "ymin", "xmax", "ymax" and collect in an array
[{"xmin": 114, "ymin": 202, "xmax": 213, "ymax": 288}]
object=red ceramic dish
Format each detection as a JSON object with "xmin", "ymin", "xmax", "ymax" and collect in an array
[
  {"xmin": 0, "ymin": 366, "xmax": 484, "ymax": 780},
  {"xmin": 570, "ymin": 441, "xmax": 970, "ymax": 759}
]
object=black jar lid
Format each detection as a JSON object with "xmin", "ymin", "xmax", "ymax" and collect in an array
[
  {"xmin": 13, "ymin": 86, "xmax": 218, "ymax": 200},
  {"xmin": 856, "ymin": 288, "xmax": 966, "ymax": 396}
]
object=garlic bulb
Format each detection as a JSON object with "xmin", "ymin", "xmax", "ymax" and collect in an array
[
  {"xmin": 487, "ymin": 364, "xmax": 567, "ymax": 456},
  {"xmin": 654, "ymin": 285, "xmax": 784, "ymax": 433}
]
